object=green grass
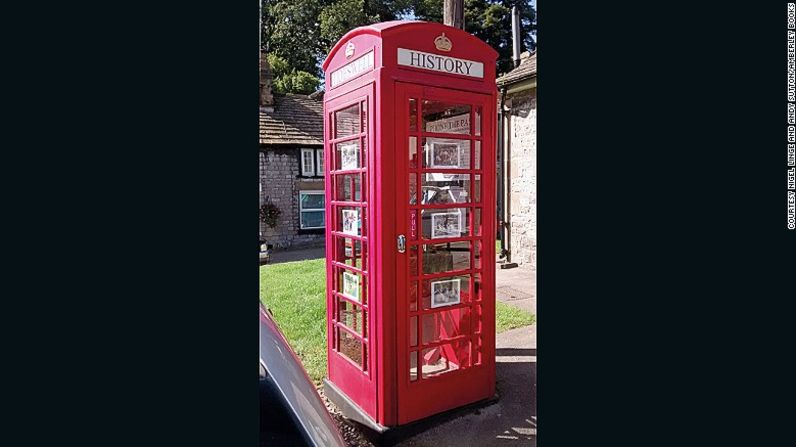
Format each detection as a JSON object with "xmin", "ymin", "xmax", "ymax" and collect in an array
[
  {"xmin": 260, "ymin": 259, "xmax": 328, "ymax": 384},
  {"xmin": 496, "ymin": 301, "xmax": 536, "ymax": 332},
  {"xmin": 261, "ymin": 258, "xmax": 535, "ymax": 384}
]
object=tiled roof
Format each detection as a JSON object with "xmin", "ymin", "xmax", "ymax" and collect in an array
[
  {"xmin": 260, "ymin": 93, "xmax": 324, "ymax": 146},
  {"xmin": 496, "ymin": 52, "xmax": 537, "ymax": 87}
]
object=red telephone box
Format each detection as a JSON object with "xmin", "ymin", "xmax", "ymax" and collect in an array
[{"xmin": 321, "ymin": 21, "xmax": 498, "ymax": 429}]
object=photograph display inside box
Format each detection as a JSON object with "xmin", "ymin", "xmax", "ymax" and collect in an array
[
  {"xmin": 342, "ymin": 209, "xmax": 360, "ymax": 235},
  {"xmin": 340, "ymin": 142, "xmax": 359, "ymax": 170},
  {"xmin": 431, "ymin": 211, "xmax": 463, "ymax": 238},
  {"xmin": 342, "ymin": 271, "xmax": 360, "ymax": 302},
  {"xmin": 430, "ymin": 142, "xmax": 462, "ymax": 168},
  {"xmin": 431, "ymin": 278, "xmax": 461, "ymax": 308},
  {"xmin": 421, "ymin": 178, "xmax": 469, "ymax": 203}
]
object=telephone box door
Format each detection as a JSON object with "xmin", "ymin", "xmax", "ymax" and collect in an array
[
  {"xmin": 325, "ymin": 82, "xmax": 378, "ymax": 418},
  {"xmin": 395, "ymin": 82, "xmax": 496, "ymax": 424}
]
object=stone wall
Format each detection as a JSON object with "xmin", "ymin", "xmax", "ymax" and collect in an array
[
  {"xmin": 507, "ymin": 87, "xmax": 537, "ymax": 269},
  {"xmin": 259, "ymin": 148, "xmax": 325, "ymax": 249}
]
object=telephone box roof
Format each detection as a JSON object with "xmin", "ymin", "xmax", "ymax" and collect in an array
[{"xmin": 322, "ymin": 20, "xmax": 499, "ymax": 72}]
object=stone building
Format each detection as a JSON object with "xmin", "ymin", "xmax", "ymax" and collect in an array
[
  {"xmin": 259, "ymin": 54, "xmax": 326, "ymax": 249},
  {"xmin": 496, "ymin": 51, "xmax": 537, "ymax": 268}
]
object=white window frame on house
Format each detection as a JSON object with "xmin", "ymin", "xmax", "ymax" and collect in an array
[
  {"xmin": 316, "ymin": 149, "xmax": 324, "ymax": 176},
  {"xmin": 299, "ymin": 190, "xmax": 325, "ymax": 229},
  {"xmin": 301, "ymin": 148, "xmax": 325, "ymax": 177},
  {"xmin": 301, "ymin": 149, "xmax": 315, "ymax": 176}
]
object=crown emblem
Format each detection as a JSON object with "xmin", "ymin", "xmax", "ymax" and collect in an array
[
  {"xmin": 345, "ymin": 42, "xmax": 355, "ymax": 58},
  {"xmin": 434, "ymin": 33, "xmax": 452, "ymax": 52}
]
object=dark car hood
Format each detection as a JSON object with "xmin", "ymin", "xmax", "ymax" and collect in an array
[{"xmin": 260, "ymin": 305, "xmax": 345, "ymax": 447}]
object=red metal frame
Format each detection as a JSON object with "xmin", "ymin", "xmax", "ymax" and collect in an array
[{"xmin": 323, "ymin": 21, "xmax": 497, "ymax": 427}]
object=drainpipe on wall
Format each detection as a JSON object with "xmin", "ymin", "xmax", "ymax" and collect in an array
[
  {"xmin": 497, "ymin": 87, "xmax": 507, "ymax": 260},
  {"xmin": 498, "ymin": 87, "xmax": 518, "ymax": 270}
]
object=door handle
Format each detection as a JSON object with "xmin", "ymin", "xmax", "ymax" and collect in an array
[{"xmin": 397, "ymin": 235, "xmax": 406, "ymax": 253}]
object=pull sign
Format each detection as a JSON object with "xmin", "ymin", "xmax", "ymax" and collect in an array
[
  {"xmin": 410, "ymin": 211, "xmax": 417, "ymax": 240},
  {"xmin": 397, "ymin": 48, "xmax": 484, "ymax": 79}
]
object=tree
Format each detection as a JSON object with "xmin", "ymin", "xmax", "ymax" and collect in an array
[
  {"xmin": 268, "ymin": 54, "xmax": 321, "ymax": 95},
  {"xmin": 319, "ymin": 0, "xmax": 378, "ymax": 55},
  {"xmin": 274, "ymin": 71, "xmax": 321, "ymax": 95},
  {"xmin": 261, "ymin": 0, "xmax": 537, "ymax": 92},
  {"xmin": 413, "ymin": 0, "xmax": 536, "ymax": 75},
  {"xmin": 262, "ymin": 0, "xmax": 328, "ymax": 75}
]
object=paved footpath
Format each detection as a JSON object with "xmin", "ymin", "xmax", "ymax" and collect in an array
[{"xmin": 397, "ymin": 265, "xmax": 537, "ymax": 447}]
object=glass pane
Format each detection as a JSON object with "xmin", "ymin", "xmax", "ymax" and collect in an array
[
  {"xmin": 338, "ymin": 328, "xmax": 363, "ymax": 368},
  {"xmin": 409, "ymin": 245, "xmax": 418, "ymax": 276},
  {"xmin": 336, "ymin": 237, "xmax": 363, "ymax": 269},
  {"xmin": 335, "ymin": 140, "xmax": 360, "ymax": 171},
  {"xmin": 338, "ymin": 206, "xmax": 365, "ymax": 237},
  {"xmin": 474, "ymin": 208, "xmax": 482, "ymax": 237},
  {"xmin": 423, "ymin": 138, "xmax": 471, "ymax": 169},
  {"xmin": 421, "ymin": 275, "xmax": 471, "ymax": 310},
  {"xmin": 302, "ymin": 150, "xmax": 314, "ymax": 174},
  {"xmin": 475, "ymin": 105, "xmax": 482, "ymax": 136},
  {"xmin": 361, "ymin": 100, "xmax": 368, "ymax": 133},
  {"xmin": 472, "ymin": 304, "xmax": 483, "ymax": 334},
  {"xmin": 337, "ymin": 268, "xmax": 365, "ymax": 304},
  {"xmin": 300, "ymin": 211, "xmax": 324, "ymax": 229},
  {"xmin": 335, "ymin": 174, "xmax": 362, "ymax": 202},
  {"xmin": 474, "ymin": 240, "xmax": 482, "ymax": 269},
  {"xmin": 409, "ymin": 98, "xmax": 418, "ymax": 131},
  {"xmin": 473, "ymin": 335, "xmax": 483, "ymax": 366},
  {"xmin": 422, "ymin": 100, "xmax": 471, "ymax": 135},
  {"xmin": 409, "ymin": 173, "xmax": 417, "ymax": 204},
  {"xmin": 338, "ymin": 297, "xmax": 364, "ymax": 336},
  {"xmin": 409, "ymin": 280, "xmax": 418, "ymax": 312},
  {"xmin": 335, "ymin": 104, "xmax": 360, "ymax": 138},
  {"xmin": 422, "ymin": 241, "xmax": 471, "ymax": 274},
  {"xmin": 421, "ymin": 307, "xmax": 470, "ymax": 345},
  {"xmin": 300, "ymin": 193, "xmax": 324, "ymax": 210},
  {"xmin": 410, "ymin": 351, "xmax": 418, "ymax": 381},
  {"xmin": 421, "ymin": 340, "xmax": 470, "ymax": 379},
  {"xmin": 474, "ymin": 174, "xmax": 481, "ymax": 203},
  {"xmin": 474, "ymin": 273, "xmax": 483, "ymax": 302},
  {"xmin": 475, "ymin": 141, "xmax": 481, "ymax": 169},
  {"xmin": 421, "ymin": 208, "xmax": 470, "ymax": 239},
  {"xmin": 409, "ymin": 136, "xmax": 418, "ymax": 169},
  {"xmin": 410, "ymin": 315, "xmax": 418, "ymax": 347},
  {"xmin": 421, "ymin": 175, "xmax": 471, "ymax": 205}
]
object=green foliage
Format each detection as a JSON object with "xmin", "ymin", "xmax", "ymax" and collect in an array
[
  {"xmin": 273, "ymin": 70, "xmax": 321, "ymax": 94},
  {"xmin": 414, "ymin": 0, "xmax": 537, "ymax": 75},
  {"xmin": 262, "ymin": 0, "xmax": 326, "ymax": 75},
  {"xmin": 320, "ymin": 0, "xmax": 378, "ymax": 54},
  {"xmin": 262, "ymin": 0, "xmax": 537, "ymax": 87},
  {"xmin": 266, "ymin": 53, "xmax": 291, "ymax": 79},
  {"xmin": 260, "ymin": 200, "xmax": 282, "ymax": 228}
]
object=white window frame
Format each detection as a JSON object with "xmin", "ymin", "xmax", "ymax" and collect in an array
[
  {"xmin": 299, "ymin": 190, "xmax": 325, "ymax": 229},
  {"xmin": 316, "ymin": 149, "xmax": 324, "ymax": 176},
  {"xmin": 301, "ymin": 149, "xmax": 315, "ymax": 177}
]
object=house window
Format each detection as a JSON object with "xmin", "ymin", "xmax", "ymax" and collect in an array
[
  {"xmin": 301, "ymin": 148, "xmax": 325, "ymax": 177},
  {"xmin": 301, "ymin": 149, "xmax": 315, "ymax": 176},
  {"xmin": 316, "ymin": 150, "xmax": 324, "ymax": 176},
  {"xmin": 299, "ymin": 191, "xmax": 325, "ymax": 229}
]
